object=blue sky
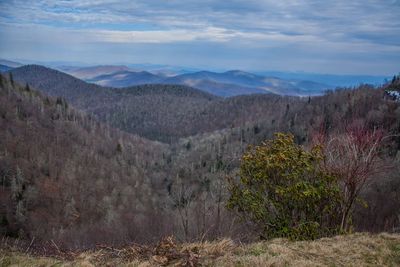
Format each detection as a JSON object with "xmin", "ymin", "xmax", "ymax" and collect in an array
[{"xmin": 0, "ymin": 0, "xmax": 399, "ymax": 75}]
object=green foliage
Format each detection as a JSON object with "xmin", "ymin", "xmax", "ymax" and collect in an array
[
  {"xmin": 227, "ymin": 133, "xmax": 341, "ymax": 240},
  {"xmin": 116, "ymin": 142, "xmax": 123, "ymax": 153}
]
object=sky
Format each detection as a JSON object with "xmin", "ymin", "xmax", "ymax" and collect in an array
[{"xmin": 0, "ymin": 0, "xmax": 399, "ymax": 75}]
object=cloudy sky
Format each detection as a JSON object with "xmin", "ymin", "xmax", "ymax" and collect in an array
[{"xmin": 0, "ymin": 0, "xmax": 399, "ymax": 74}]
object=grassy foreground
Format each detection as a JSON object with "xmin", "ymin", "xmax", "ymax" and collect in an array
[{"xmin": 1, "ymin": 233, "xmax": 399, "ymax": 266}]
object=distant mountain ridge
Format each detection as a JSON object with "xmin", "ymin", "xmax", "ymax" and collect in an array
[
  {"xmin": 0, "ymin": 59, "xmax": 23, "ymax": 73},
  {"xmin": 0, "ymin": 64, "xmax": 13, "ymax": 72},
  {"xmin": 87, "ymin": 70, "xmax": 164, "ymax": 87},
  {"xmin": 3, "ymin": 58, "xmax": 388, "ymax": 96},
  {"xmin": 257, "ymin": 71, "xmax": 389, "ymax": 88},
  {"xmin": 67, "ymin": 66, "xmax": 332, "ymax": 97},
  {"xmin": 58, "ymin": 65, "xmax": 133, "ymax": 79},
  {"xmin": 0, "ymin": 59, "xmax": 23, "ymax": 68}
]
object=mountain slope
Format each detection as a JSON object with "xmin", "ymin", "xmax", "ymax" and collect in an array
[
  {"xmin": 0, "ymin": 74, "xmax": 172, "ymax": 246},
  {"xmin": 8, "ymin": 64, "xmax": 109, "ymax": 107},
  {"xmin": 8, "ymin": 65, "xmax": 220, "ymax": 141}
]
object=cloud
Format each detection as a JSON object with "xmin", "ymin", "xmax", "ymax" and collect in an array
[
  {"xmin": 0, "ymin": 22, "xmax": 277, "ymax": 44},
  {"xmin": 1, "ymin": 0, "xmax": 399, "ymax": 46},
  {"xmin": 0, "ymin": 0, "xmax": 399, "ymax": 74}
]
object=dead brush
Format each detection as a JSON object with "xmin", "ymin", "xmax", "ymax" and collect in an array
[
  {"xmin": 183, "ymin": 238, "xmax": 236, "ymax": 259},
  {"xmin": 151, "ymin": 236, "xmax": 200, "ymax": 266},
  {"xmin": 88, "ymin": 236, "xmax": 201, "ymax": 266}
]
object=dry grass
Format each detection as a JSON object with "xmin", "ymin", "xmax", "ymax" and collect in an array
[
  {"xmin": 210, "ymin": 233, "xmax": 400, "ymax": 267},
  {"xmin": 1, "ymin": 233, "xmax": 399, "ymax": 266}
]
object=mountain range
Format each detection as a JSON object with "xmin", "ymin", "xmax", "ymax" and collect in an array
[
  {"xmin": 6, "ymin": 64, "xmax": 286, "ymax": 142},
  {"xmin": 1, "ymin": 59, "xmax": 390, "ymax": 97},
  {"xmin": 69, "ymin": 66, "xmax": 332, "ymax": 97}
]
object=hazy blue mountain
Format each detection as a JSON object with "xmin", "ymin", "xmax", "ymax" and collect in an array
[
  {"xmin": 59, "ymin": 65, "xmax": 134, "ymax": 79},
  {"xmin": 82, "ymin": 68, "xmax": 332, "ymax": 96},
  {"xmin": 127, "ymin": 63, "xmax": 201, "ymax": 75},
  {"xmin": 0, "ymin": 59, "xmax": 23, "ymax": 68},
  {"xmin": 164, "ymin": 70, "xmax": 264, "ymax": 87},
  {"xmin": 74, "ymin": 68, "xmax": 271, "ymax": 96},
  {"xmin": 52, "ymin": 63, "xmax": 388, "ymax": 97},
  {"xmin": 169, "ymin": 79, "xmax": 270, "ymax": 96},
  {"xmin": 256, "ymin": 71, "xmax": 390, "ymax": 88},
  {"xmin": 2, "ymin": 58, "xmax": 391, "ymax": 90},
  {"xmin": 87, "ymin": 70, "xmax": 164, "ymax": 87},
  {"xmin": 0, "ymin": 64, "xmax": 13, "ymax": 72},
  {"xmin": 164, "ymin": 70, "xmax": 331, "ymax": 96}
]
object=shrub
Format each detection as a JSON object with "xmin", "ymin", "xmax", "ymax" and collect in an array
[{"xmin": 227, "ymin": 133, "xmax": 341, "ymax": 240}]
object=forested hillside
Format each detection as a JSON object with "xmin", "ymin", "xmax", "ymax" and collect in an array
[
  {"xmin": 9, "ymin": 65, "xmax": 223, "ymax": 142},
  {"xmin": 0, "ymin": 75, "xmax": 173, "ymax": 247},
  {"xmin": 8, "ymin": 65, "xmax": 306, "ymax": 143},
  {"xmin": 1, "ymin": 69, "xmax": 400, "ymax": 249}
]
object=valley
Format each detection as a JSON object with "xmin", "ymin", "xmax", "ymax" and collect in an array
[{"xmin": 1, "ymin": 65, "xmax": 399, "ymax": 249}]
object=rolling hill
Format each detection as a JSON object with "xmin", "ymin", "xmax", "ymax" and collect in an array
[
  {"xmin": 61, "ymin": 66, "xmax": 332, "ymax": 97},
  {"xmin": 0, "ymin": 74, "xmax": 172, "ymax": 245}
]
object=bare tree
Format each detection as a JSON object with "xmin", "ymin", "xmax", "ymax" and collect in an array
[
  {"xmin": 316, "ymin": 124, "xmax": 389, "ymax": 232},
  {"xmin": 169, "ymin": 174, "xmax": 197, "ymax": 241}
]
